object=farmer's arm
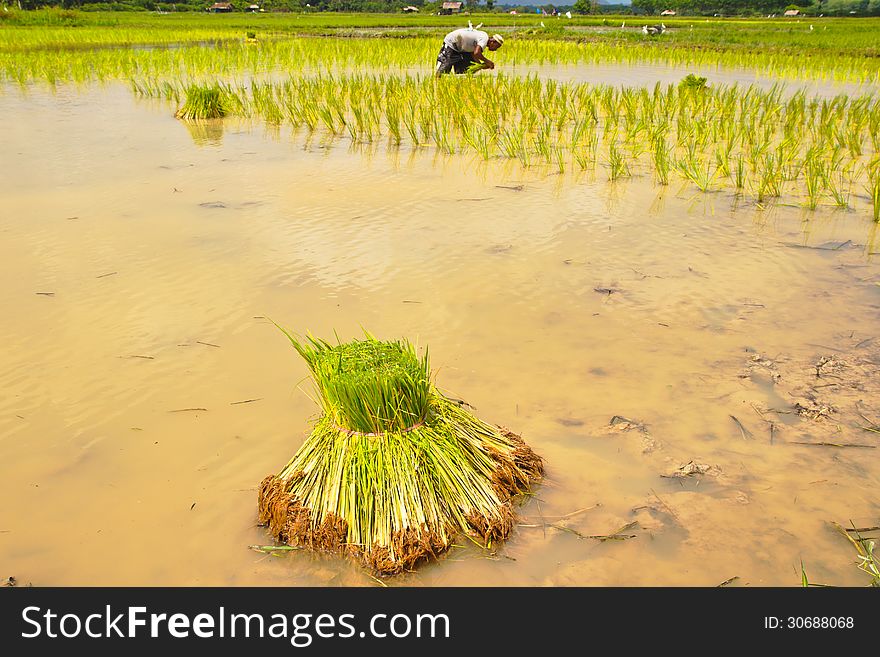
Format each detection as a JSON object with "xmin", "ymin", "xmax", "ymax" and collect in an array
[{"xmin": 472, "ymin": 45, "xmax": 495, "ymax": 69}]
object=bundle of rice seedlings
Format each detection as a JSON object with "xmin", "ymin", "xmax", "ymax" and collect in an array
[
  {"xmin": 258, "ymin": 329, "xmax": 543, "ymax": 576},
  {"xmin": 465, "ymin": 61, "xmax": 490, "ymax": 76},
  {"xmin": 175, "ymin": 83, "xmax": 228, "ymax": 120}
]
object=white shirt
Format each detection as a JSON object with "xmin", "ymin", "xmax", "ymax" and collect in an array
[{"xmin": 443, "ymin": 29, "xmax": 489, "ymax": 54}]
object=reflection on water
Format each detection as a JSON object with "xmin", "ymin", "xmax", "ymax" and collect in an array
[
  {"xmin": 181, "ymin": 118, "xmax": 225, "ymax": 147},
  {"xmin": 507, "ymin": 63, "xmax": 880, "ymax": 99},
  {"xmin": 0, "ymin": 84, "xmax": 878, "ymax": 587}
]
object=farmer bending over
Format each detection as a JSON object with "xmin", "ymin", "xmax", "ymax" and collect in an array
[{"xmin": 435, "ymin": 29, "xmax": 504, "ymax": 77}]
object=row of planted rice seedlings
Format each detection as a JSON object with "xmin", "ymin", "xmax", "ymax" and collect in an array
[
  {"xmin": 4, "ymin": 11, "xmax": 879, "ymax": 49},
  {"xmin": 2, "ymin": 42, "xmax": 263, "ymax": 88},
  {"xmin": 0, "ymin": 38, "xmax": 414, "ymax": 87},
  {"xmin": 0, "ymin": 25, "xmax": 247, "ymax": 52},
  {"xmin": 6, "ymin": 36, "xmax": 880, "ymax": 87},
  {"xmin": 506, "ymin": 40, "xmax": 880, "ymax": 84},
  {"xmin": 137, "ymin": 73, "xmax": 880, "ymax": 219}
]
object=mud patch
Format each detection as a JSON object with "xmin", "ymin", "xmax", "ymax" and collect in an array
[
  {"xmin": 662, "ymin": 460, "xmax": 723, "ymax": 479},
  {"xmin": 741, "ymin": 341, "xmax": 880, "ymax": 447},
  {"xmin": 601, "ymin": 415, "xmax": 661, "ymax": 454}
]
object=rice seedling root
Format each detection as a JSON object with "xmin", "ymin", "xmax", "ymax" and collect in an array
[{"xmin": 257, "ymin": 419, "xmax": 543, "ymax": 576}]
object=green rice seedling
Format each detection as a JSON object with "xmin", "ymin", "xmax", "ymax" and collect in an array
[
  {"xmin": 855, "ymin": 539, "xmax": 879, "ymax": 585},
  {"xmin": 498, "ymin": 129, "xmax": 521, "ymax": 160},
  {"xmin": 280, "ymin": 95, "xmax": 300, "ymax": 127},
  {"xmin": 332, "ymin": 104, "xmax": 348, "ymax": 136},
  {"xmin": 625, "ymin": 119, "xmax": 651, "ymax": 160},
  {"xmin": 870, "ymin": 114, "xmax": 880, "ymax": 153},
  {"xmin": 714, "ymin": 147, "xmax": 731, "ymax": 179},
  {"xmin": 555, "ymin": 101, "xmax": 571, "ymax": 134},
  {"xmin": 431, "ymin": 115, "xmax": 449, "ymax": 153},
  {"xmin": 829, "ymin": 144, "xmax": 847, "ymax": 173},
  {"xmin": 301, "ymin": 101, "xmax": 320, "ymax": 133},
  {"xmin": 756, "ymin": 154, "xmax": 784, "ymax": 202},
  {"xmin": 368, "ymin": 104, "xmax": 383, "ymax": 139},
  {"xmin": 251, "ymin": 83, "xmax": 283, "ymax": 125},
  {"xmin": 867, "ymin": 160, "xmax": 880, "ymax": 222},
  {"xmin": 463, "ymin": 125, "xmax": 494, "ymax": 161},
  {"xmin": 803, "ymin": 149, "xmax": 827, "ymax": 210},
  {"xmin": 521, "ymin": 107, "xmax": 539, "ymax": 135},
  {"xmin": 384, "ymin": 105, "xmax": 402, "ymax": 146},
  {"xmin": 804, "ymin": 168, "xmax": 825, "ymax": 210},
  {"xmin": 477, "ymin": 132, "xmax": 494, "ymax": 161},
  {"xmin": 825, "ymin": 169, "xmax": 852, "ymax": 209},
  {"xmin": 582, "ymin": 95, "xmax": 599, "ymax": 125},
  {"xmin": 720, "ymin": 114, "xmax": 740, "ymax": 151},
  {"xmin": 831, "ymin": 522, "xmax": 880, "ymax": 587},
  {"xmin": 573, "ymin": 147, "xmax": 591, "ymax": 172},
  {"xmin": 776, "ymin": 136, "xmax": 803, "ymax": 181},
  {"xmin": 693, "ymin": 118, "xmax": 712, "ymax": 151},
  {"xmin": 432, "ymin": 114, "xmax": 458, "ymax": 155},
  {"xmin": 516, "ymin": 137, "xmax": 532, "ymax": 169},
  {"xmin": 418, "ymin": 104, "xmax": 434, "ymax": 145},
  {"xmin": 652, "ymin": 136, "xmax": 672, "ymax": 186},
  {"xmin": 682, "ymin": 137, "xmax": 700, "ymax": 165},
  {"xmin": 570, "ymin": 116, "xmax": 591, "ymax": 151},
  {"xmin": 586, "ymin": 128, "xmax": 600, "ymax": 166},
  {"xmin": 403, "ymin": 107, "xmax": 420, "ymax": 147},
  {"xmin": 162, "ymin": 81, "xmax": 180, "ymax": 105},
  {"xmin": 257, "ymin": 330, "xmax": 543, "ymax": 576},
  {"xmin": 621, "ymin": 90, "xmax": 639, "ymax": 129},
  {"xmin": 175, "ymin": 84, "xmax": 228, "ymax": 120},
  {"xmin": 846, "ymin": 124, "xmax": 864, "ymax": 158},
  {"xmin": 677, "ymin": 153, "xmax": 716, "ymax": 192},
  {"xmin": 554, "ymin": 145, "xmax": 566, "ymax": 174},
  {"xmin": 748, "ymin": 132, "xmax": 772, "ymax": 172},
  {"xmin": 603, "ymin": 116, "xmax": 620, "ymax": 145},
  {"xmin": 352, "ymin": 104, "xmax": 372, "ymax": 143},
  {"xmin": 499, "ymin": 124, "xmax": 530, "ymax": 167},
  {"xmin": 607, "ymin": 141, "xmax": 630, "ymax": 181},
  {"xmin": 223, "ymin": 84, "xmax": 251, "ymax": 118},
  {"xmin": 533, "ymin": 124, "xmax": 551, "ymax": 163},
  {"xmin": 345, "ymin": 110, "xmax": 359, "ymax": 142}
]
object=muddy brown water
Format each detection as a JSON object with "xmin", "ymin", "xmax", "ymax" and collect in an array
[{"xmin": 1, "ymin": 83, "xmax": 879, "ymax": 587}]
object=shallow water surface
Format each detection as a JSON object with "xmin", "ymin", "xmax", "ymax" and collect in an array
[
  {"xmin": 0, "ymin": 84, "xmax": 878, "ymax": 586},
  {"xmin": 510, "ymin": 62, "xmax": 880, "ymax": 98}
]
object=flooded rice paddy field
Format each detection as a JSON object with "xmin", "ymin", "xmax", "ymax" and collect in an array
[
  {"xmin": 137, "ymin": 56, "xmax": 880, "ymax": 99},
  {"xmin": 512, "ymin": 62, "xmax": 880, "ymax": 99},
  {"xmin": 1, "ymin": 78, "xmax": 878, "ymax": 587}
]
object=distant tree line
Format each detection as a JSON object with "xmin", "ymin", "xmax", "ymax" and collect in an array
[
  {"xmin": 6, "ymin": 0, "xmax": 880, "ymax": 14},
  {"xmin": 7, "ymin": 0, "xmax": 437, "ymax": 11},
  {"xmin": 4, "ymin": 0, "xmax": 559, "ymax": 10},
  {"xmin": 629, "ymin": 0, "xmax": 880, "ymax": 15}
]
